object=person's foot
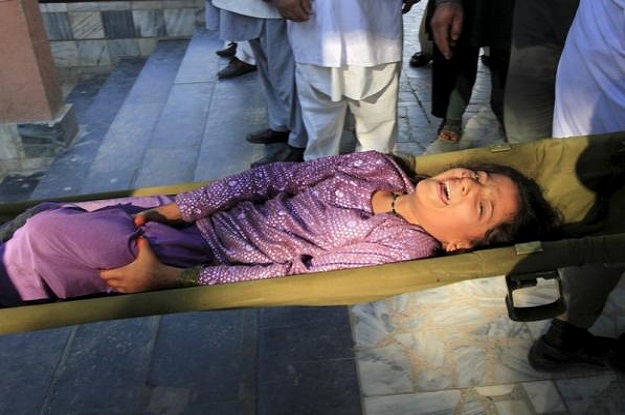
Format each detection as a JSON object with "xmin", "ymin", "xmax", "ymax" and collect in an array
[
  {"xmin": 423, "ymin": 119, "xmax": 462, "ymax": 155},
  {"xmin": 216, "ymin": 42, "xmax": 237, "ymax": 58},
  {"xmin": 217, "ymin": 58, "xmax": 257, "ymax": 79},
  {"xmin": 528, "ymin": 319, "xmax": 615, "ymax": 371},
  {"xmin": 246, "ymin": 128, "xmax": 290, "ymax": 144},
  {"xmin": 251, "ymin": 146, "xmax": 304, "ymax": 168},
  {"xmin": 409, "ymin": 51, "xmax": 432, "ymax": 67}
]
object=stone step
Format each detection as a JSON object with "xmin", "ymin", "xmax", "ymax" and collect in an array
[
  {"xmin": 28, "ymin": 58, "xmax": 147, "ymax": 200},
  {"xmin": 132, "ymin": 28, "xmax": 267, "ymax": 187},
  {"xmin": 79, "ymin": 39, "xmax": 190, "ymax": 194}
]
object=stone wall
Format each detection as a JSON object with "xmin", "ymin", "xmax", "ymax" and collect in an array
[
  {"xmin": 40, "ymin": 0, "xmax": 205, "ymax": 80},
  {"xmin": 0, "ymin": 1, "xmax": 205, "ymax": 181}
]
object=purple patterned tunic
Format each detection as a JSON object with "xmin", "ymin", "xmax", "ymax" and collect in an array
[{"xmin": 175, "ymin": 151, "xmax": 440, "ymax": 285}]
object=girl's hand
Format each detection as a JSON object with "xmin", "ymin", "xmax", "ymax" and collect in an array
[
  {"xmin": 134, "ymin": 202, "xmax": 183, "ymax": 227},
  {"xmin": 99, "ymin": 237, "xmax": 181, "ymax": 293}
]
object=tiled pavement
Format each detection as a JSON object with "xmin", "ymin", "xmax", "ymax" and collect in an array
[{"xmin": 1, "ymin": 4, "xmax": 624, "ymax": 414}]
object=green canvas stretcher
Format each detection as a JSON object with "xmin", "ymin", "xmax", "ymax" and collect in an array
[{"xmin": 0, "ymin": 132, "xmax": 624, "ymax": 334}]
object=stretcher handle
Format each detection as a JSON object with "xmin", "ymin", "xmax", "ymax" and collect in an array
[{"xmin": 505, "ymin": 271, "xmax": 566, "ymax": 322}]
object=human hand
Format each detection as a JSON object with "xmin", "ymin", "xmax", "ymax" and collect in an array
[
  {"xmin": 402, "ymin": 0, "xmax": 421, "ymax": 14},
  {"xmin": 430, "ymin": 2, "xmax": 463, "ymax": 59},
  {"xmin": 133, "ymin": 202, "xmax": 182, "ymax": 227},
  {"xmin": 272, "ymin": 0, "xmax": 313, "ymax": 22},
  {"xmin": 99, "ymin": 237, "xmax": 181, "ymax": 293}
]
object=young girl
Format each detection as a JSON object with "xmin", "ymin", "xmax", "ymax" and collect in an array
[{"xmin": 0, "ymin": 151, "xmax": 559, "ymax": 306}]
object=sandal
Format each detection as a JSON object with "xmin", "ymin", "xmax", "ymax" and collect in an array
[
  {"xmin": 424, "ymin": 119, "xmax": 462, "ymax": 155},
  {"xmin": 437, "ymin": 118, "xmax": 462, "ymax": 142}
]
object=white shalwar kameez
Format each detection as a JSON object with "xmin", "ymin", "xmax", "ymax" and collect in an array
[
  {"xmin": 552, "ymin": 0, "xmax": 625, "ymax": 138},
  {"xmin": 287, "ymin": 0, "xmax": 404, "ymax": 160}
]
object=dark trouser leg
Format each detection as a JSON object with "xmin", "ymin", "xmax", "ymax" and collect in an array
[{"xmin": 504, "ymin": 0, "xmax": 579, "ymax": 143}]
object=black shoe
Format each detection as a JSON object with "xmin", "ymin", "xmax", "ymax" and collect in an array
[
  {"xmin": 480, "ymin": 54, "xmax": 491, "ymax": 67},
  {"xmin": 216, "ymin": 42, "xmax": 237, "ymax": 58},
  {"xmin": 251, "ymin": 146, "xmax": 304, "ymax": 168},
  {"xmin": 409, "ymin": 51, "xmax": 432, "ymax": 67},
  {"xmin": 528, "ymin": 320, "xmax": 614, "ymax": 371},
  {"xmin": 217, "ymin": 58, "xmax": 257, "ymax": 79},
  {"xmin": 246, "ymin": 128, "xmax": 290, "ymax": 144},
  {"xmin": 608, "ymin": 333, "xmax": 625, "ymax": 372}
]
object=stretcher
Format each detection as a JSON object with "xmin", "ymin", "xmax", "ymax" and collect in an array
[{"xmin": 1, "ymin": 132, "xmax": 624, "ymax": 334}]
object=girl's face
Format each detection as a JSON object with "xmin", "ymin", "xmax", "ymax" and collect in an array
[{"xmin": 410, "ymin": 168, "xmax": 520, "ymax": 252}]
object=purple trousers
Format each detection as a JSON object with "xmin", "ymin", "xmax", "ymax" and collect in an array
[{"xmin": 0, "ymin": 197, "xmax": 211, "ymax": 306}]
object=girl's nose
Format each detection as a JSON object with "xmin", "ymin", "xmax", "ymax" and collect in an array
[{"xmin": 460, "ymin": 177, "xmax": 475, "ymax": 195}]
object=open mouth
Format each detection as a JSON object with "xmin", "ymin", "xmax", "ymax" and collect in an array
[{"xmin": 441, "ymin": 181, "xmax": 451, "ymax": 203}]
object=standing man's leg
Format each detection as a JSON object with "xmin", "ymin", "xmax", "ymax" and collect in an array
[
  {"xmin": 504, "ymin": 0, "xmax": 579, "ymax": 143},
  {"xmin": 296, "ymin": 66, "xmax": 348, "ymax": 161},
  {"xmin": 348, "ymin": 69, "xmax": 400, "ymax": 154},
  {"xmin": 247, "ymin": 19, "xmax": 307, "ymax": 165}
]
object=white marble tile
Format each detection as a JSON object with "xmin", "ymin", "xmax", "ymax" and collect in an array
[
  {"xmin": 475, "ymin": 384, "xmax": 515, "ymax": 397},
  {"xmin": 69, "ymin": 11, "xmax": 105, "ymax": 39},
  {"xmin": 77, "ymin": 40, "xmax": 111, "ymax": 67},
  {"xmin": 492, "ymin": 341, "xmax": 543, "ymax": 384},
  {"xmin": 50, "ymin": 41, "xmax": 79, "ymax": 67},
  {"xmin": 453, "ymin": 345, "xmax": 486, "ymax": 387},
  {"xmin": 358, "ymin": 345, "xmax": 414, "ymax": 396},
  {"xmin": 161, "ymin": 0, "xmax": 198, "ymax": 8},
  {"xmin": 132, "ymin": 10, "xmax": 166, "ymax": 37},
  {"xmin": 522, "ymin": 381, "xmax": 566, "ymax": 414},
  {"xmin": 429, "ymin": 302, "xmax": 487, "ymax": 328},
  {"xmin": 493, "ymin": 400, "xmax": 533, "ymax": 415},
  {"xmin": 365, "ymin": 390, "xmax": 461, "ymax": 415},
  {"xmin": 352, "ymin": 303, "xmax": 405, "ymax": 348},
  {"xmin": 163, "ymin": 8, "xmax": 197, "ymax": 37},
  {"xmin": 414, "ymin": 367, "xmax": 454, "ymax": 392},
  {"xmin": 67, "ymin": 2, "xmax": 100, "ymax": 12},
  {"xmin": 401, "ymin": 332, "xmax": 446, "ymax": 368},
  {"xmin": 131, "ymin": 1, "xmax": 163, "ymax": 9},
  {"xmin": 40, "ymin": 3, "xmax": 67, "ymax": 13},
  {"xmin": 0, "ymin": 124, "xmax": 21, "ymax": 159}
]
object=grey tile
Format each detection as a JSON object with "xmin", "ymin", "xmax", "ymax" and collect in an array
[
  {"xmin": 68, "ymin": 11, "xmax": 104, "ymax": 39},
  {"xmin": 133, "ymin": 147, "xmax": 199, "ymax": 188},
  {"xmin": 102, "ymin": 10, "xmax": 137, "ymax": 39},
  {"xmin": 44, "ymin": 319, "xmax": 158, "ymax": 414},
  {"xmin": 42, "ymin": 12, "xmax": 73, "ymax": 41},
  {"xmin": 0, "ymin": 328, "xmax": 72, "ymax": 414},
  {"xmin": 259, "ymin": 359, "xmax": 362, "ymax": 415},
  {"xmin": 151, "ymin": 83, "xmax": 214, "ymax": 148},
  {"xmin": 174, "ymin": 28, "xmax": 223, "ymax": 84}
]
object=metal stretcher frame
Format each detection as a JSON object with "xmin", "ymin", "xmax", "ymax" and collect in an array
[{"xmin": 1, "ymin": 133, "xmax": 624, "ymax": 335}]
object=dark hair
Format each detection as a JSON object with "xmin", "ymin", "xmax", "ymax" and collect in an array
[{"xmin": 463, "ymin": 163, "xmax": 562, "ymax": 248}]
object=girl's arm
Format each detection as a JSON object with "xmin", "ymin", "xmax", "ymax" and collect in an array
[
  {"xmin": 99, "ymin": 237, "xmax": 294, "ymax": 292},
  {"xmin": 174, "ymin": 154, "xmax": 360, "ymax": 222}
]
